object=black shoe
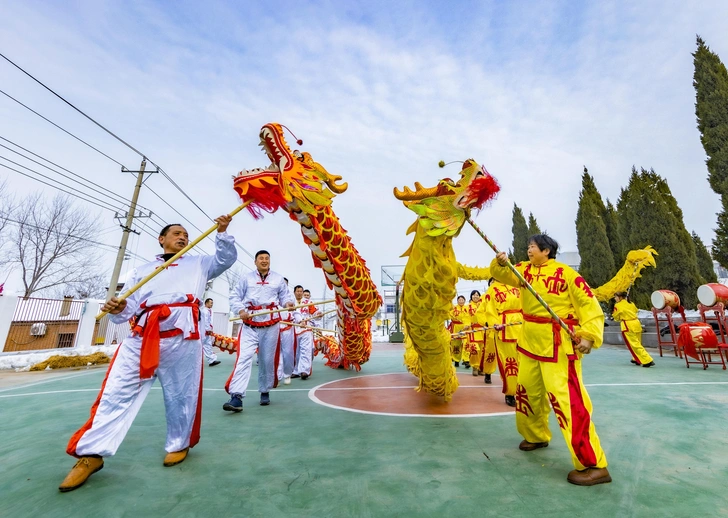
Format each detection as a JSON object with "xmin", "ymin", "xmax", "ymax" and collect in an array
[
  {"xmin": 291, "ymin": 374, "xmax": 301, "ymax": 379},
  {"xmin": 630, "ymin": 360, "xmax": 640, "ymax": 365},
  {"xmin": 463, "ymin": 362, "xmax": 470, "ymax": 368},
  {"xmin": 223, "ymin": 394, "xmax": 243, "ymax": 412},
  {"xmin": 505, "ymin": 395, "xmax": 516, "ymax": 407},
  {"xmin": 260, "ymin": 392, "xmax": 270, "ymax": 406},
  {"xmin": 484, "ymin": 374, "xmax": 492, "ymax": 384},
  {"xmin": 209, "ymin": 360, "xmax": 221, "ymax": 367},
  {"xmin": 642, "ymin": 361, "xmax": 655, "ymax": 368},
  {"xmin": 301, "ymin": 373, "xmax": 309, "ymax": 380},
  {"xmin": 454, "ymin": 362, "xmax": 460, "ymax": 367}
]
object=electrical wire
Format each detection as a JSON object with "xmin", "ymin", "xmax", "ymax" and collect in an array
[{"xmin": 0, "ymin": 88, "xmax": 126, "ymax": 168}]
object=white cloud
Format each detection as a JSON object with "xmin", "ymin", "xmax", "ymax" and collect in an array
[{"xmin": 0, "ymin": 0, "xmax": 727, "ymax": 299}]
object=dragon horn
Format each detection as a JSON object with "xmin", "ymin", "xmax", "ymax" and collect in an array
[{"xmin": 393, "ymin": 183, "xmax": 440, "ymax": 200}]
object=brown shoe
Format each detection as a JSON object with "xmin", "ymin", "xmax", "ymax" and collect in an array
[
  {"xmin": 58, "ymin": 456, "xmax": 104, "ymax": 492},
  {"xmin": 567, "ymin": 467, "xmax": 612, "ymax": 486},
  {"xmin": 519, "ymin": 440, "xmax": 549, "ymax": 451},
  {"xmin": 163, "ymin": 447, "xmax": 189, "ymax": 467}
]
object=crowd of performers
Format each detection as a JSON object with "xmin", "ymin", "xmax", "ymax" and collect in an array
[
  {"xmin": 57, "ymin": 214, "xmax": 623, "ymax": 491},
  {"xmin": 59, "ymin": 217, "xmax": 326, "ymax": 492}
]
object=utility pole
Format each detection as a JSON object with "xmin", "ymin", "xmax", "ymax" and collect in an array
[{"xmin": 106, "ymin": 158, "xmax": 147, "ymax": 301}]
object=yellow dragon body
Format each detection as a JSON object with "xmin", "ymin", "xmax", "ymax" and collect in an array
[
  {"xmin": 233, "ymin": 123, "xmax": 382, "ymax": 370},
  {"xmin": 395, "ymin": 160, "xmax": 500, "ymax": 400},
  {"xmin": 593, "ymin": 246, "xmax": 658, "ymax": 302}
]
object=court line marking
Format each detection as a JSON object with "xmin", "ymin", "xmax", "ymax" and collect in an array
[
  {"xmin": 1, "ymin": 378, "xmax": 727, "ymax": 400},
  {"xmin": 0, "ymin": 370, "xmax": 101, "ymax": 393}
]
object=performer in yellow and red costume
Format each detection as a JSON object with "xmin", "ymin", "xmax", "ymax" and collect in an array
[
  {"xmin": 481, "ymin": 278, "xmax": 522, "ymax": 405},
  {"xmin": 449, "ymin": 295, "xmax": 470, "ymax": 367},
  {"xmin": 490, "ymin": 234, "xmax": 611, "ymax": 486},
  {"xmin": 613, "ymin": 292, "xmax": 654, "ymax": 367},
  {"xmin": 463, "ymin": 290, "xmax": 482, "ymax": 371},
  {"xmin": 471, "ymin": 290, "xmax": 497, "ymax": 381}
]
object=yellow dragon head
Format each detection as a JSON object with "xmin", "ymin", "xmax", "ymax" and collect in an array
[
  {"xmin": 394, "ymin": 159, "xmax": 500, "ymax": 238},
  {"xmin": 233, "ymin": 122, "xmax": 349, "ymax": 217}
]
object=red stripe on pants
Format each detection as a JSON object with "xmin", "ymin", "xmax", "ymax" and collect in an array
[
  {"xmin": 224, "ymin": 333, "xmax": 242, "ymax": 394},
  {"xmin": 567, "ymin": 360, "xmax": 598, "ymax": 468},
  {"xmin": 621, "ymin": 330, "xmax": 641, "ymax": 364},
  {"xmin": 273, "ymin": 332, "xmax": 281, "ymax": 389},
  {"xmin": 189, "ymin": 357, "xmax": 204, "ymax": 448},
  {"xmin": 66, "ymin": 347, "xmax": 121, "ymax": 458}
]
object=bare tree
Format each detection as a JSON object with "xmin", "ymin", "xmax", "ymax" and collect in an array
[
  {"xmin": 1, "ymin": 193, "xmax": 105, "ymax": 297},
  {"xmin": 223, "ymin": 264, "xmax": 243, "ymax": 292}
]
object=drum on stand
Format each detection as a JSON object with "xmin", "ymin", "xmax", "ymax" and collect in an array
[
  {"xmin": 651, "ymin": 290, "xmax": 680, "ymax": 310},
  {"xmin": 697, "ymin": 283, "xmax": 728, "ymax": 307}
]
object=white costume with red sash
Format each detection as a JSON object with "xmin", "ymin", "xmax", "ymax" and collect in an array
[
  {"xmin": 226, "ymin": 270, "xmax": 292, "ymax": 397},
  {"xmin": 293, "ymin": 298, "xmax": 318, "ymax": 376},
  {"xmin": 277, "ymin": 300, "xmax": 299, "ymax": 381},
  {"xmin": 201, "ymin": 305, "xmax": 218, "ymax": 365},
  {"xmin": 66, "ymin": 232, "xmax": 237, "ymax": 458}
]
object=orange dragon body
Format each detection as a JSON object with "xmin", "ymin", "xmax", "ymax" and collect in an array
[{"xmin": 232, "ymin": 123, "xmax": 382, "ymax": 370}]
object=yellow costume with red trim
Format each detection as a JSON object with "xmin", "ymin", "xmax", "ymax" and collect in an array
[
  {"xmin": 449, "ymin": 303, "xmax": 470, "ymax": 363},
  {"xmin": 490, "ymin": 257, "xmax": 608, "ymax": 471},
  {"xmin": 613, "ymin": 299, "xmax": 653, "ymax": 365},
  {"xmin": 471, "ymin": 300, "xmax": 497, "ymax": 376},
  {"xmin": 481, "ymin": 281, "xmax": 522, "ymax": 394}
]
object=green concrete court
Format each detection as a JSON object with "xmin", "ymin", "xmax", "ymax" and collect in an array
[{"xmin": 1, "ymin": 344, "xmax": 727, "ymax": 517}]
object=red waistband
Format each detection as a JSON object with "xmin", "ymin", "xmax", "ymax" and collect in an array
[
  {"xmin": 523, "ymin": 313, "xmax": 578, "ymax": 347},
  {"xmin": 247, "ymin": 302, "xmax": 278, "ymax": 311},
  {"xmin": 502, "ymin": 309, "xmax": 522, "ymax": 315},
  {"xmin": 134, "ymin": 295, "xmax": 200, "ymax": 378},
  {"xmin": 243, "ymin": 319, "xmax": 280, "ymax": 328}
]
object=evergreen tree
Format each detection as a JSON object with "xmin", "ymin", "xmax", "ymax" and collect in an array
[
  {"xmin": 527, "ymin": 213, "xmax": 541, "ymax": 237},
  {"xmin": 692, "ymin": 231, "xmax": 717, "ymax": 283},
  {"xmin": 575, "ymin": 170, "xmax": 615, "ymax": 287},
  {"xmin": 511, "ymin": 204, "xmax": 529, "ymax": 263},
  {"xmin": 604, "ymin": 199, "xmax": 625, "ymax": 267},
  {"xmin": 617, "ymin": 168, "xmax": 704, "ymax": 308},
  {"xmin": 693, "ymin": 36, "xmax": 728, "ymax": 266}
]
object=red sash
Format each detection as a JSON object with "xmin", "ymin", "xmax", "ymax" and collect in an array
[
  {"xmin": 133, "ymin": 294, "xmax": 199, "ymax": 378},
  {"xmin": 522, "ymin": 313, "xmax": 578, "ymax": 347}
]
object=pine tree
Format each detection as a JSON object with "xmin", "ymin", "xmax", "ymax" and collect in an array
[
  {"xmin": 692, "ymin": 231, "xmax": 718, "ymax": 283},
  {"xmin": 575, "ymin": 170, "xmax": 615, "ymax": 287},
  {"xmin": 617, "ymin": 168, "xmax": 704, "ymax": 308},
  {"xmin": 693, "ymin": 36, "xmax": 728, "ymax": 266},
  {"xmin": 511, "ymin": 204, "xmax": 529, "ymax": 263},
  {"xmin": 604, "ymin": 199, "xmax": 625, "ymax": 267},
  {"xmin": 527, "ymin": 213, "xmax": 541, "ymax": 237}
]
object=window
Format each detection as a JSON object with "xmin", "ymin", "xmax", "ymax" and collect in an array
[
  {"xmin": 57, "ymin": 333, "xmax": 75, "ymax": 348},
  {"xmin": 386, "ymin": 304, "xmax": 395, "ymax": 313}
]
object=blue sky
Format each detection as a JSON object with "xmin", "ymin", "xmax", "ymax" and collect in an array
[{"xmin": 1, "ymin": 0, "xmax": 727, "ymax": 300}]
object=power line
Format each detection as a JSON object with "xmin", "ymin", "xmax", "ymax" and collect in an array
[
  {"xmin": 1, "ymin": 52, "xmax": 146, "ymax": 162},
  {"xmin": 0, "ymin": 88, "xmax": 126, "ymax": 167},
  {"xmin": 2, "ymin": 217, "xmax": 146, "ymax": 261},
  {"xmin": 1, "ymin": 53, "xmax": 256, "ymax": 262},
  {"xmin": 0, "ymin": 161, "xmax": 117, "ymax": 212},
  {"xmin": 0, "ymin": 135, "xmax": 156, "ymax": 215}
]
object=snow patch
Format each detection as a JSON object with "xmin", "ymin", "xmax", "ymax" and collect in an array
[{"xmin": 0, "ymin": 343, "xmax": 119, "ymax": 371}]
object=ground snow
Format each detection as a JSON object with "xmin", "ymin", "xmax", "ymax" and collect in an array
[{"xmin": 0, "ymin": 343, "xmax": 119, "ymax": 371}]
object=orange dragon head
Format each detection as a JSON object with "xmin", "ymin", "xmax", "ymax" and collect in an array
[
  {"xmin": 233, "ymin": 123, "xmax": 349, "ymax": 218},
  {"xmin": 394, "ymin": 159, "xmax": 500, "ymax": 237}
]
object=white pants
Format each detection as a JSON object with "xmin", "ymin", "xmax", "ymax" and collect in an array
[
  {"xmin": 202, "ymin": 334, "xmax": 217, "ymax": 364},
  {"xmin": 67, "ymin": 334, "xmax": 203, "ymax": 457},
  {"xmin": 277, "ymin": 326, "xmax": 296, "ymax": 380},
  {"xmin": 226, "ymin": 324, "xmax": 279, "ymax": 397},
  {"xmin": 293, "ymin": 331, "xmax": 314, "ymax": 376}
]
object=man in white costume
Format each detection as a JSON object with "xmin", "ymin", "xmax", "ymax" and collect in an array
[
  {"xmin": 277, "ymin": 280, "xmax": 298, "ymax": 386},
  {"xmin": 292, "ymin": 287, "xmax": 320, "ymax": 380},
  {"xmin": 201, "ymin": 298, "xmax": 221, "ymax": 367},
  {"xmin": 59, "ymin": 215, "xmax": 236, "ymax": 492},
  {"xmin": 224, "ymin": 250, "xmax": 293, "ymax": 411}
]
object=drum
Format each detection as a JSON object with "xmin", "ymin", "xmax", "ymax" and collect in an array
[
  {"xmin": 677, "ymin": 323, "xmax": 718, "ymax": 349},
  {"xmin": 697, "ymin": 283, "xmax": 728, "ymax": 306},
  {"xmin": 651, "ymin": 290, "xmax": 680, "ymax": 310}
]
